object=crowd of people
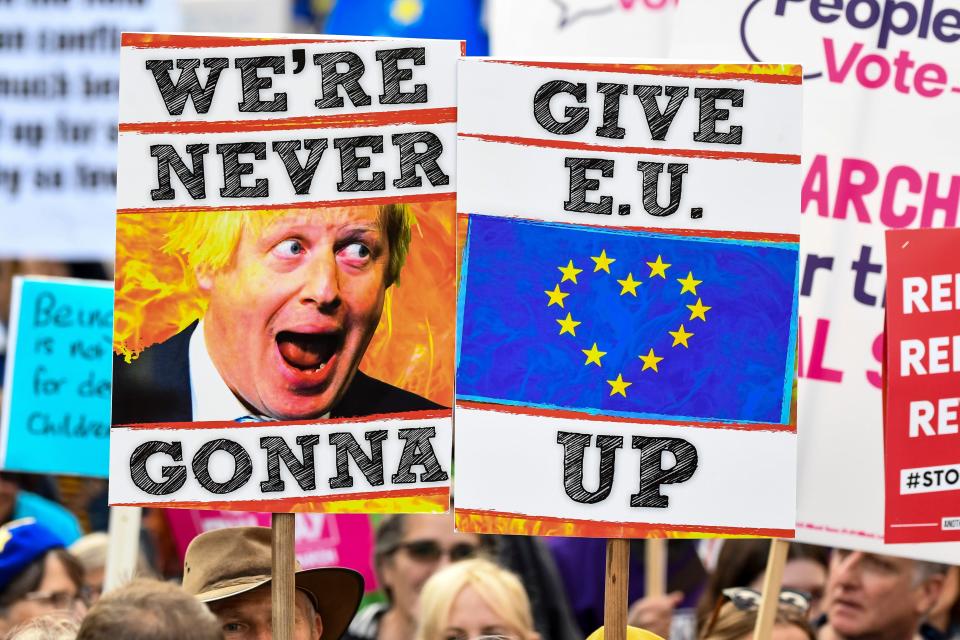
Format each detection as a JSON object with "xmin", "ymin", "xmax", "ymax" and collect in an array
[{"xmin": 1, "ymin": 501, "xmax": 958, "ymax": 640}]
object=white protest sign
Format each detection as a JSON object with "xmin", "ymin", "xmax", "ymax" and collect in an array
[
  {"xmin": 454, "ymin": 59, "xmax": 801, "ymax": 538},
  {"xmin": 670, "ymin": 0, "xmax": 960, "ymax": 563},
  {"xmin": 110, "ymin": 34, "xmax": 460, "ymax": 514},
  {"xmin": 0, "ymin": 0, "xmax": 177, "ymax": 259}
]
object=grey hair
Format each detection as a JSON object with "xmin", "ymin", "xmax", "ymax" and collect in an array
[
  {"xmin": 5, "ymin": 612, "xmax": 80, "ymax": 640},
  {"xmin": 914, "ymin": 560, "xmax": 949, "ymax": 585}
]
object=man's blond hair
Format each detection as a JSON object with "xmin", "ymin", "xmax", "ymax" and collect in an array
[{"xmin": 163, "ymin": 204, "xmax": 414, "ymax": 286}]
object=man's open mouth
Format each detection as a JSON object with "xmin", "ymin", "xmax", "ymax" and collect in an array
[{"xmin": 276, "ymin": 331, "xmax": 340, "ymax": 371}]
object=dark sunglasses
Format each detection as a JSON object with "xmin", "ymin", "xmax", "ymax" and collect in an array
[
  {"xmin": 703, "ymin": 586, "xmax": 811, "ymax": 636},
  {"xmin": 394, "ymin": 539, "xmax": 479, "ymax": 563}
]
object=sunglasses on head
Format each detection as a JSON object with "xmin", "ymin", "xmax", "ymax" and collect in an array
[
  {"xmin": 703, "ymin": 586, "xmax": 811, "ymax": 636},
  {"xmin": 395, "ymin": 539, "xmax": 479, "ymax": 563}
]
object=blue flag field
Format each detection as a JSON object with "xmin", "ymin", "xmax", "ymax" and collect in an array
[{"xmin": 456, "ymin": 215, "xmax": 799, "ymax": 425}]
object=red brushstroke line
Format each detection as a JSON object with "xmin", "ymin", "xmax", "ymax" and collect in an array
[
  {"xmin": 113, "ymin": 409, "xmax": 451, "ymax": 430},
  {"xmin": 456, "ymin": 508, "xmax": 794, "ymax": 538},
  {"xmin": 114, "ymin": 487, "xmax": 450, "ymax": 512},
  {"xmin": 459, "ymin": 133, "xmax": 800, "ymax": 165},
  {"xmin": 122, "ymin": 33, "xmax": 373, "ymax": 49},
  {"xmin": 456, "ymin": 400, "xmax": 796, "ymax": 433},
  {"xmin": 456, "ymin": 212, "xmax": 798, "ymax": 243},
  {"xmin": 120, "ymin": 107, "xmax": 457, "ymax": 134},
  {"xmin": 117, "ymin": 192, "xmax": 456, "ymax": 215},
  {"xmin": 486, "ymin": 60, "xmax": 803, "ymax": 85}
]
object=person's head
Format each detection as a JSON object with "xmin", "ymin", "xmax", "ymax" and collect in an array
[
  {"xmin": 374, "ymin": 513, "xmax": 493, "ymax": 626},
  {"xmin": 699, "ymin": 598, "xmax": 814, "ymax": 640},
  {"xmin": 68, "ymin": 532, "xmax": 155, "ymax": 605},
  {"xmin": 824, "ymin": 549, "xmax": 946, "ymax": 640},
  {"xmin": 697, "ymin": 541, "xmax": 829, "ymax": 624},
  {"xmin": 415, "ymin": 558, "xmax": 540, "ymax": 640},
  {"xmin": 0, "ymin": 520, "xmax": 85, "ymax": 636},
  {"xmin": 75, "ymin": 578, "xmax": 222, "ymax": 640},
  {"xmin": 4, "ymin": 612, "xmax": 79, "ymax": 640},
  {"xmin": 164, "ymin": 204, "xmax": 415, "ymax": 420},
  {"xmin": 181, "ymin": 526, "xmax": 363, "ymax": 640},
  {"xmin": 928, "ymin": 565, "xmax": 960, "ymax": 633}
]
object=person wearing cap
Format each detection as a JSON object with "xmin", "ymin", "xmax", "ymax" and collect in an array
[
  {"xmin": 0, "ymin": 519, "xmax": 86, "ymax": 636},
  {"xmin": 182, "ymin": 526, "xmax": 364, "ymax": 640}
]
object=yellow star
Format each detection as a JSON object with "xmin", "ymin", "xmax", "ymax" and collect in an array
[
  {"xmin": 558, "ymin": 260, "xmax": 583, "ymax": 284},
  {"xmin": 544, "ymin": 284, "xmax": 569, "ymax": 308},
  {"xmin": 617, "ymin": 272, "xmax": 641, "ymax": 296},
  {"xmin": 677, "ymin": 271, "xmax": 702, "ymax": 295},
  {"xmin": 582, "ymin": 343, "xmax": 607, "ymax": 367},
  {"xmin": 638, "ymin": 348, "xmax": 664, "ymax": 372},
  {"xmin": 556, "ymin": 312, "xmax": 581, "ymax": 336},
  {"xmin": 647, "ymin": 255, "xmax": 671, "ymax": 279},
  {"xmin": 687, "ymin": 298, "xmax": 712, "ymax": 321},
  {"xmin": 591, "ymin": 249, "xmax": 616, "ymax": 273},
  {"xmin": 607, "ymin": 373, "xmax": 632, "ymax": 397},
  {"xmin": 669, "ymin": 324, "xmax": 694, "ymax": 348}
]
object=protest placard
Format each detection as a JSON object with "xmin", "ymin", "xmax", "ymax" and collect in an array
[
  {"xmin": 670, "ymin": 0, "xmax": 960, "ymax": 564},
  {"xmin": 884, "ymin": 228, "xmax": 960, "ymax": 544},
  {"xmin": 454, "ymin": 59, "xmax": 801, "ymax": 537},
  {"xmin": 109, "ymin": 34, "xmax": 460, "ymax": 514},
  {"xmin": 0, "ymin": 0, "xmax": 176, "ymax": 259},
  {"xmin": 1, "ymin": 276, "xmax": 112, "ymax": 477},
  {"xmin": 165, "ymin": 510, "xmax": 378, "ymax": 589}
]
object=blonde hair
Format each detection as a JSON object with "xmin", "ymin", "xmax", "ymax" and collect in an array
[
  {"xmin": 414, "ymin": 558, "xmax": 535, "ymax": 640},
  {"xmin": 700, "ymin": 601, "xmax": 814, "ymax": 640},
  {"xmin": 163, "ymin": 204, "xmax": 414, "ymax": 286}
]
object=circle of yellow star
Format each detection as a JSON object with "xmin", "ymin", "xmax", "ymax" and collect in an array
[
  {"xmin": 669, "ymin": 324, "xmax": 694, "ymax": 348},
  {"xmin": 617, "ymin": 272, "xmax": 641, "ymax": 296},
  {"xmin": 677, "ymin": 271, "xmax": 702, "ymax": 295},
  {"xmin": 556, "ymin": 312, "xmax": 581, "ymax": 336},
  {"xmin": 544, "ymin": 284, "xmax": 569, "ymax": 308},
  {"xmin": 591, "ymin": 249, "xmax": 616, "ymax": 273},
  {"xmin": 582, "ymin": 342, "xmax": 607, "ymax": 367},
  {"xmin": 607, "ymin": 373, "xmax": 632, "ymax": 397},
  {"xmin": 647, "ymin": 255, "xmax": 671, "ymax": 279},
  {"xmin": 687, "ymin": 298, "xmax": 712, "ymax": 321},
  {"xmin": 558, "ymin": 260, "xmax": 583, "ymax": 284},
  {"xmin": 638, "ymin": 348, "xmax": 664, "ymax": 372}
]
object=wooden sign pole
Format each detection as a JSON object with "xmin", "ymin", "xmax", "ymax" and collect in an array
[
  {"xmin": 644, "ymin": 538, "xmax": 667, "ymax": 598},
  {"xmin": 604, "ymin": 539, "xmax": 631, "ymax": 640},
  {"xmin": 272, "ymin": 513, "xmax": 296, "ymax": 640},
  {"xmin": 103, "ymin": 506, "xmax": 142, "ymax": 594},
  {"xmin": 753, "ymin": 538, "xmax": 790, "ymax": 640}
]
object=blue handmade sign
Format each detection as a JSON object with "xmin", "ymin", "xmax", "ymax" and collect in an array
[{"xmin": 1, "ymin": 277, "xmax": 112, "ymax": 477}]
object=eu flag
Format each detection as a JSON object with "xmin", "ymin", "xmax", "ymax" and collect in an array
[{"xmin": 456, "ymin": 216, "xmax": 799, "ymax": 424}]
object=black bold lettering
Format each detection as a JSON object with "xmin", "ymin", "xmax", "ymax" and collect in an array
[
  {"xmin": 150, "ymin": 144, "xmax": 208, "ymax": 201},
  {"xmin": 260, "ymin": 435, "xmax": 319, "ymax": 493},
  {"xmin": 192, "ymin": 439, "xmax": 253, "ymax": 495},
  {"xmin": 630, "ymin": 436, "xmax": 699, "ymax": 508},
  {"xmin": 217, "ymin": 142, "xmax": 269, "ymax": 198},
  {"xmin": 328, "ymin": 430, "xmax": 388, "ymax": 489},
  {"xmin": 634, "ymin": 85, "xmax": 689, "ymax": 141},
  {"xmin": 145, "ymin": 58, "xmax": 228, "ymax": 116},
  {"xmin": 334, "ymin": 136, "xmax": 385, "ymax": 192},
  {"xmin": 556, "ymin": 431, "xmax": 622, "ymax": 504},
  {"xmin": 564, "ymin": 157, "xmax": 614, "ymax": 215},
  {"xmin": 694, "ymin": 88, "xmax": 744, "ymax": 145},
  {"xmin": 391, "ymin": 427, "xmax": 448, "ymax": 484},
  {"xmin": 272, "ymin": 139, "xmax": 328, "ymax": 195},
  {"xmin": 313, "ymin": 51, "xmax": 372, "ymax": 109},
  {"xmin": 392, "ymin": 131, "xmax": 449, "ymax": 188},
  {"xmin": 235, "ymin": 56, "xmax": 287, "ymax": 112},
  {"xmin": 129, "ymin": 441, "xmax": 187, "ymax": 496},
  {"xmin": 376, "ymin": 47, "xmax": 428, "ymax": 104},
  {"xmin": 533, "ymin": 81, "xmax": 589, "ymax": 135},
  {"xmin": 595, "ymin": 82, "xmax": 628, "ymax": 139},
  {"xmin": 637, "ymin": 161, "xmax": 688, "ymax": 217}
]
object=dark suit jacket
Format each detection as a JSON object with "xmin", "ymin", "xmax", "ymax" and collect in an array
[{"xmin": 112, "ymin": 321, "xmax": 443, "ymax": 425}]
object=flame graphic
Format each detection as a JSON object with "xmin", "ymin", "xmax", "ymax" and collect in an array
[{"xmin": 114, "ymin": 199, "xmax": 456, "ymax": 406}]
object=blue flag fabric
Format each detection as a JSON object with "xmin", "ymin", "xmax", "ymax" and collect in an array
[{"xmin": 456, "ymin": 216, "xmax": 799, "ymax": 424}]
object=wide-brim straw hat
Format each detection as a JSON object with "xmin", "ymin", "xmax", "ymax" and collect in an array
[{"xmin": 182, "ymin": 526, "xmax": 363, "ymax": 640}]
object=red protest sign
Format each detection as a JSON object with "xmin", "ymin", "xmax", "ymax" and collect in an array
[{"xmin": 884, "ymin": 228, "xmax": 960, "ymax": 544}]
